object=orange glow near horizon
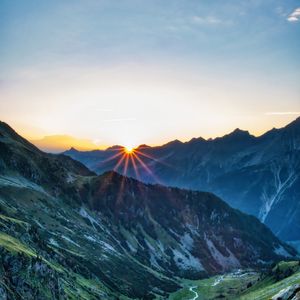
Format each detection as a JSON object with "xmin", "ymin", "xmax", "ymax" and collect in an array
[{"xmin": 5, "ymin": 114, "xmax": 299, "ymax": 154}]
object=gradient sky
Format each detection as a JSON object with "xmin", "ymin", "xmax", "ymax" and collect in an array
[{"xmin": 0, "ymin": 0, "xmax": 300, "ymax": 150}]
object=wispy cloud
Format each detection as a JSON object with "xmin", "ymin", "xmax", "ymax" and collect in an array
[
  {"xmin": 265, "ymin": 112, "xmax": 300, "ymax": 115},
  {"xmin": 287, "ymin": 8, "xmax": 300, "ymax": 22},
  {"xmin": 191, "ymin": 15, "xmax": 223, "ymax": 25}
]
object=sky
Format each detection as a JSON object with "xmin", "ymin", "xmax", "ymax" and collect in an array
[{"xmin": 0, "ymin": 0, "xmax": 300, "ymax": 151}]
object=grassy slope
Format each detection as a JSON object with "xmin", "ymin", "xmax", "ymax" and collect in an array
[
  {"xmin": 169, "ymin": 262, "xmax": 300, "ymax": 300},
  {"xmin": 0, "ymin": 186, "xmax": 126, "ymax": 299},
  {"xmin": 0, "ymin": 179, "xmax": 180, "ymax": 299}
]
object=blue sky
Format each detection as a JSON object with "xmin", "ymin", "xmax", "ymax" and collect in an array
[{"xmin": 0, "ymin": 0, "xmax": 299, "ymax": 148}]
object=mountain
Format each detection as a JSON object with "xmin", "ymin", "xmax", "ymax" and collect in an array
[
  {"xmin": 30, "ymin": 134, "xmax": 101, "ymax": 153},
  {"xmin": 64, "ymin": 117, "xmax": 300, "ymax": 242},
  {"xmin": 0, "ymin": 121, "xmax": 297, "ymax": 299},
  {"xmin": 170, "ymin": 260, "xmax": 300, "ymax": 300}
]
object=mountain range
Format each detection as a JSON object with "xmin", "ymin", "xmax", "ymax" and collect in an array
[
  {"xmin": 0, "ymin": 120, "xmax": 297, "ymax": 299},
  {"xmin": 65, "ymin": 117, "xmax": 300, "ymax": 243}
]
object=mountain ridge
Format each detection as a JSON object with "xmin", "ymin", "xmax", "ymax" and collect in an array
[
  {"xmin": 0, "ymin": 120, "xmax": 297, "ymax": 299},
  {"xmin": 64, "ymin": 117, "xmax": 300, "ymax": 242}
]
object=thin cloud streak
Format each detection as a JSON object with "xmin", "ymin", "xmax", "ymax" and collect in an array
[{"xmin": 192, "ymin": 15, "xmax": 223, "ymax": 25}]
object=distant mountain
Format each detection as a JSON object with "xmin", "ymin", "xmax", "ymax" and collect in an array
[
  {"xmin": 30, "ymin": 134, "xmax": 101, "ymax": 153},
  {"xmin": 0, "ymin": 121, "xmax": 296, "ymax": 299},
  {"xmin": 64, "ymin": 117, "xmax": 300, "ymax": 242}
]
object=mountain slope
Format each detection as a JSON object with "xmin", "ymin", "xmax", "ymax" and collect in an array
[
  {"xmin": 64, "ymin": 117, "xmax": 300, "ymax": 241},
  {"xmin": 170, "ymin": 261, "xmax": 300, "ymax": 300},
  {"xmin": 0, "ymin": 121, "xmax": 297, "ymax": 299}
]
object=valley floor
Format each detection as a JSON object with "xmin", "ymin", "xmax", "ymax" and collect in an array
[{"xmin": 168, "ymin": 262, "xmax": 300, "ymax": 300}]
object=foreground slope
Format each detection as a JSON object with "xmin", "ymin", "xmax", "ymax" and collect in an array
[
  {"xmin": 0, "ymin": 121, "xmax": 297, "ymax": 299},
  {"xmin": 65, "ymin": 117, "xmax": 300, "ymax": 241},
  {"xmin": 170, "ymin": 261, "xmax": 300, "ymax": 300}
]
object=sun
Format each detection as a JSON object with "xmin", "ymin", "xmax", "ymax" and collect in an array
[{"xmin": 124, "ymin": 146, "xmax": 134, "ymax": 154}]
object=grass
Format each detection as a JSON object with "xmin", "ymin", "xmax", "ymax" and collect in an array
[
  {"xmin": 169, "ymin": 262, "xmax": 300, "ymax": 300},
  {"xmin": 0, "ymin": 213, "xmax": 28, "ymax": 227},
  {"xmin": 170, "ymin": 271, "xmax": 260, "ymax": 300},
  {"xmin": 239, "ymin": 262, "xmax": 300, "ymax": 300},
  {"xmin": 0, "ymin": 232, "xmax": 36, "ymax": 257}
]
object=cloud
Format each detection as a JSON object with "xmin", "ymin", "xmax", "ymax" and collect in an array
[
  {"xmin": 265, "ymin": 112, "xmax": 300, "ymax": 115},
  {"xmin": 287, "ymin": 8, "xmax": 300, "ymax": 22},
  {"xmin": 192, "ymin": 15, "xmax": 223, "ymax": 25}
]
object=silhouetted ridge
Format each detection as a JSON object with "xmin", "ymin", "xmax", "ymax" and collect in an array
[{"xmin": 64, "ymin": 117, "xmax": 300, "ymax": 241}]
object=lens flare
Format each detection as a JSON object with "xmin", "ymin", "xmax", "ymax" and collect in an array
[
  {"xmin": 102, "ymin": 144, "xmax": 166, "ymax": 185},
  {"xmin": 124, "ymin": 146, "xmax": 134, "ymax": 154}
]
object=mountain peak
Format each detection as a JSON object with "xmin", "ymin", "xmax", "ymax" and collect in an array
[
  {"xmin": 69, "ymin": 147, "xmax": 79, "ymax": 152},
  {"xmin": 0, "ymin": 120, "xmax": 41, "ymax": 152},
  {"xmin": 230, "ymin": 128, "xmax": 250, "ymax": 136},
  {"xmin": 164, "ymin": 139, "xmax": 183, "ymax": 147},
  {"xmin": 106, "ymin": 145, "xmax": 123, "ymax": 151},
  {"xmin": 137, "ymin": 144, "xmax": 151, "ymax": 149},
  {"xmin": 0, "ymin": 121, "xmax": 18, "ymax": 136},
  {"xmin": 217, "ymin": 128, "xmax": 252, "ymax": 142}
]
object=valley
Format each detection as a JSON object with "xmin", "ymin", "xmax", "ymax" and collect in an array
[
  {"xmin": 0, "ymin": 121, "xmax": 299, "ymax": 299},
  {"xmin": 65, "ymin": 117, "xmax": 300, "ymax": 243},
  {"xmin": 2, "ymin": 0, "xmax": 299, "ymax": 298},
  {"xmin": 170, "ymin": 261, "xmax": 300, "ymax": 300}
]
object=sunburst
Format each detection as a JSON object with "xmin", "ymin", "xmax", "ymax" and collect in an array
[
  {"xmin": 124, "ymin": 146, "xmax": 134, "ymax": 154},
  {"xmin": 106, "ymin": 145, "xmax": 163, "ymax": 183}
]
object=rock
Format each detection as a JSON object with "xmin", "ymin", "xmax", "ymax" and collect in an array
[{"xmin": 272, "ymin": 284, "xmax": 300, "ymax": 300}]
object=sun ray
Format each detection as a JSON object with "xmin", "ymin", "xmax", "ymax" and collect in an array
[
  {"xmin": 95, "ymin": 151, "xmax": 124, "ymax": 168},
  {"xmin": 130, "ymin": 154, "xmax": 140, "ymax": 180},
  {"xmin": 123, "ymin": 153, "xmax": 130, "ymax": 175},
  {"xmin": 132, "ymin": 152, "xmax": 160, "ymax": 183},
  {"xmin": 134, "ymin": 149, "xmax": 174, "ymax": 168},
  {"xmin": 114, "ymin": 153, "xmax": 127, "ymax": 171}
]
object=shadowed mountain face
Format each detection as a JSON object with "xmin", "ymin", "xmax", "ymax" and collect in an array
[
  {"xmin": 65, "ymin": 117, "xmax": 300, "ymax": 242},
  {"xmin": 0, "ymin": 121, "xmax": 297, "ymax": 299}
]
